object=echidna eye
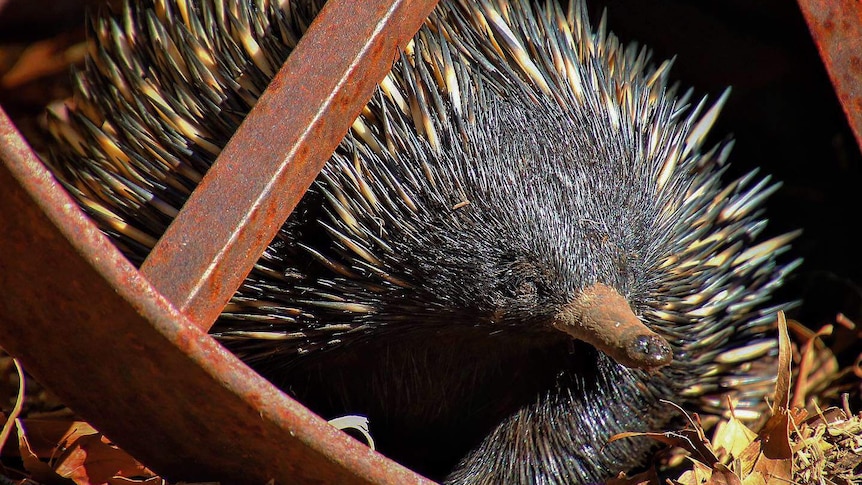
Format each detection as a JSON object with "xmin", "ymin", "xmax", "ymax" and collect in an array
[{"xmin": 515, "ymin": 279, "xmax": 539, "ymax": 299}]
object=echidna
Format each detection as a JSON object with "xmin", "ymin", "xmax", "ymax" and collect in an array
[{"xmin": 43, "ymin": 0, "xmax": 800, "ymax": 482}]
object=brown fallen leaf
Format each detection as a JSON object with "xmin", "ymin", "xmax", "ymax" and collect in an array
[
  {"xmin": 708, "ymin": 463, "xmax": 742, "ymax": 485},
  {"xmin": 789, "ymin": 320, "xmax": 841, "ymax": 410},
  {"xmin": 0, "ymin": 33, "xmax": 86, "ymax": 90},
  {"xmin": 53, "ymin": 433, "xmax": 155, "ymax": 485},
  {"xmin": 17, "ymin": 419, "xmax": 75, "ymax": 485},
  {"xmin": 609, "ymin": 400, "xmax": 719, "ymax": 468},
  {"xmin": 773, "ymin": 312, "xmax": 792, "ymax": 411},
  {"xmin": 2, "ymin": 419, "xmax": 99, "ymax": 459},
  {"xmin": 106, "ymin": 477, "xmax": 165, "ymax": 485},
  {"xmin": 712, "ymin": 411, "xmax": 757, "ymax": 462},
  {"xmin": 604, "ymin": 468, "xmax": 660, "ymax": 485},
  {"xmin": 672, "ymin": 460, "xmax": 714, "ymax": 485},
  {"xmin": 748, "ymin": 412, "xmax": 792, "ymax": 483}
]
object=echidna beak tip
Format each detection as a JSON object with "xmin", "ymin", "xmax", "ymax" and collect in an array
[{"xmin": 626, "ymin": 333, "xmax": 673, "ymax": 370}]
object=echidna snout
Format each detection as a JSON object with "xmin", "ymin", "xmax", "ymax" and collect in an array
[
  {"xmin": 554, "ymin": 283, "xmax": 673, "ymax": 370},
  {"xmin": 42, "ymin": 0, "xmax": 799, "ymax": 482}
]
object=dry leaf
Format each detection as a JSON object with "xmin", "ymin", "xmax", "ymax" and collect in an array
[
  {"xmin": 707, "ymin": 463, "xmax": 742, "ymax": 485},
  {"xmin": 774, "ymin": 312, "xmax": 791, "ymax": 410},
  {"xmin": 743, "ymin": 312, "xmax": 794, "ymax": 483},
  {"xmin": 791, "ymin": 321, "xmax": 839, "ymax": 409},
  {"xmin": 740, "ymin": 472, "xmax": 766, "ymax": 485},
  {"xmin": 0, "ymin": 34, "xmax": 86, "ymax": 89},
  {"xmin": 3, "ymin": 419, "xmax": 99, "ymax": 459},
  {"xmin": 17, "ymin": 419, "xmax": 75, "ymax": 485},
  {"xmin": 751, "ymin": 412, "xmax": 792, "ymax": 482},
  {"xmin": 610, "ymin": 402, "xmax": 720, "ymax": 468},
  {"xmin": 712, "ymin": 415, "xmax": 757, "ymax": 460},
  {"xmin": 610, "ymin": 427, "xmax": 719, "ymax": 467},
  {"xmin": 53, "ymin": 433, "xmax": 154, "ymax": 485},
  {"xmin": 673, "ymin": 460, "xmax": 715, "ymax": 485},
  {"xmin": 604, "ymin": 468, "xmax": 660, "ymax": 484},
  {"xmin": 107, "ymin": 477, "xmax": 165, "ymax": 484}
]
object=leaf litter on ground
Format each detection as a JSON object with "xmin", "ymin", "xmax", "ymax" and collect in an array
[{"xmin": 609, "ymin": 311, "xmax": 862, "ymax": 485}]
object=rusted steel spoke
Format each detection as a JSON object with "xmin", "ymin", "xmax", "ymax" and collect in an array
[
  {"xmin": 141, "ymin": 0, "xmax": 440, "ymax": 331},
  {"xmin": 0, "ymin": 105, "xmax": 431, "ymax": 483},
  {"xmin": 797, "ymin": 0, "xmax": 862, "ymax": 152}
]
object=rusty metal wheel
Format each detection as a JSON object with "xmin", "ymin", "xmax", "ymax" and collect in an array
[{"xmin": 0, "ymin": 1, "xmax": 437, "ymax": 482}]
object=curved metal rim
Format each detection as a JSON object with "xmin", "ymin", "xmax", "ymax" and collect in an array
[
  {"xmin": 0, "ymin": 102, "xmax": 430, "ymax": 485},
  {"xmin": 0, "ymin": 0, "xmax": 438, "ymax": 482}
]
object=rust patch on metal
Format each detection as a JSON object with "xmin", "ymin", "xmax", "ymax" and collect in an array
[{"xmin": 797, "ymin": 0, "xmax": 862, "ymax": 152}]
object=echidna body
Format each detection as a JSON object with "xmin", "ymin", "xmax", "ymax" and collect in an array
[{"xmin": 45, "ymin": 0, "xmax": 798, "ymax": 482}]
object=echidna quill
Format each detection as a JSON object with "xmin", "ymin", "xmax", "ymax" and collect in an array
[{"xmin": 44, "ymin": 0, "xmax": 800, "ymax": 482}]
